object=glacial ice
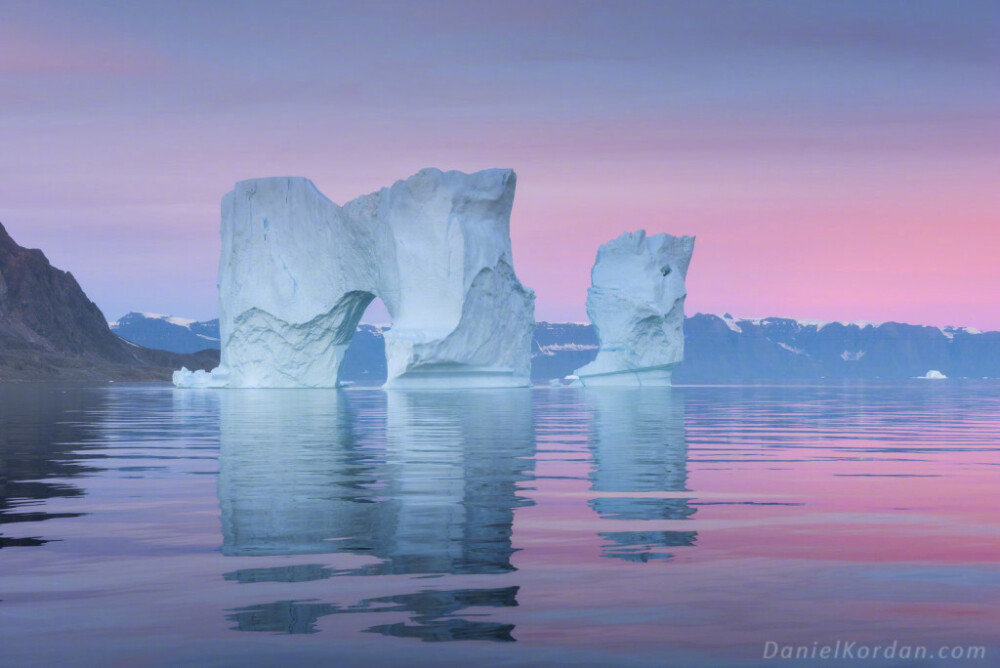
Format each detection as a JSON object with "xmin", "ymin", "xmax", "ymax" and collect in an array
[
  {"xmin": 575, "ymin": 230, "xmax": 695, "ymax": 386},
  {"xmin": 174, "ymin": 168, "xmax": 535, "ymax": 388}
]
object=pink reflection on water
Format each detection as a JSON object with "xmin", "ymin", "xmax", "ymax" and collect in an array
[{"xmin": 508, "ymin": 385, "xmax": 1000, "ymax": 657}]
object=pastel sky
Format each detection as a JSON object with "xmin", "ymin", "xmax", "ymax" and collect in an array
[{"xmin": 1, "ymin": 0, "xmax": 997, "ymax": 328}]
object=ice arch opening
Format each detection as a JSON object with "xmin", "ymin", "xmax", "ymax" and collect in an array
[
  {"xmin": 173, "ymin": 168, "xmax": 536, "ymax": 389},
  {"xmin": 338, "ymin": 297, "xmax": 390, "ymax": 385}
]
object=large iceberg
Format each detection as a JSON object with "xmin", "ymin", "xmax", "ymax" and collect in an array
[
  {"xmin": 174, "ymin": 168, "xmax": 535, "ymax": 388},
  {"xmin": 575, "ymin": 230, "xmax": 694, "ymax": 386}
]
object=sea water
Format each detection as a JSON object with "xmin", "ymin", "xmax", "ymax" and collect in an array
[{"xmin": 1, "ymin": 382, "xmax": 997, "ymax": 666}]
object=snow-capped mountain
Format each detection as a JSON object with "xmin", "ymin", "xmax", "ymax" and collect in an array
[
  {"xmin": 109, "ymin": 312, "xmax": 221, "ymax": 354},
  {"xmin": 678, "ymin": 314, "xmax": 999, "ymax": 382},
  {"xmin": 111, "ymin": 312, "xmax": 999, "ymax": 383},
  {"xmin": 524, "ymin": 316, "xmax": 998, "ymax": 382}
]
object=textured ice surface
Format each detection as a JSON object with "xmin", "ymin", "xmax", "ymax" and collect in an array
[
  {"xmin": 174, "ymin": 168, "xmax": 535, "ymax": 388},
  {"xmin": 575, "ymin": 230, "xmax": 694, "ymax": 387}
]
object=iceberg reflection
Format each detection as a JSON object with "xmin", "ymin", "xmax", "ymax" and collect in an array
[
  {"xmin": 585, "ymin": 388, "xmax": 696, "ymax": 561},
  {"xmin": 227, "ymin": 586, "xmax": 519, "ymax": 640},
  {"xmin": 217, "ymin": 388, "xmax": 534, "ymax": 638},
  {"xmin": 218, "ymin": 389, "xmax": 534, "ymax": 573}
]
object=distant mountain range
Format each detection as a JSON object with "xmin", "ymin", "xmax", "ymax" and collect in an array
[
  {"xmin": 111, "ymin": 311, "xmax": 1000, "ymax": 383},
  {"xmin": 0, "ymin": 222, "xmax": 217, "ymax": 381},
  {"xmin": 676, "ymin": 313, "xmax": 998, "ymax": 382},
  {"xmin": 109, "ymin": 312, "xmax": 221, "ymax": 354}
]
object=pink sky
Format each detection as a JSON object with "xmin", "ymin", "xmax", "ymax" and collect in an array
[{"xmin": 1, "ymin": 1, "xmax": 997, "ymax": 328}]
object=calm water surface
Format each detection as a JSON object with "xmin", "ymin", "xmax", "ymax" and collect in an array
[{"xmin": 1, "ymin": 382, "xmax": 998, "ymax": 666}]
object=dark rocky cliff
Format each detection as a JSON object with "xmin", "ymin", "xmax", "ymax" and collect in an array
[{"xmin": 0, "ymin": 221, "xmax": 217, "ymax": 381}]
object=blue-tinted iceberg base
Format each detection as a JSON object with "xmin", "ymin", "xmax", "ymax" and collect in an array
[
  {"xmin": 384, "ymin": 366, "xmax": 530, "ymax": 389},
  {"xmin": 576, "ymin": 365, "xmax": 675, "ymax": 387},
  {"xmin": 173, "ymin": 364, "xmax": 529, "ymax": 389}
]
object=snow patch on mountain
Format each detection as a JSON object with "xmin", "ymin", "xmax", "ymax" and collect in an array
[
  {"xmin": 940, "ymin": 326, "xmax": 982, "ymax": 340},
  {"xmin": 534, "ymin": 342, "xmax": 600, "ymax": 357},
  {"xmin": 111, "ymin": 311, "xmax": 205, "ymax": 331},
  {"xmin": 720, "ymin": 313, "xmax": 743, "ymax": 333},
  {"xmin": 712, "ymin": 314, "xmax": 988, "ymax": 338},
  {"xmin": 716, "ymin": 314, "xmax": 885, "ymax": 331},
  {"xmin": 139, "ymin": 312, "xmax": 197, "ymax": 327}
]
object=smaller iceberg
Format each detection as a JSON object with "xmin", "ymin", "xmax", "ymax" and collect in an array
[
  {"xmin": 575, "ymin": 230, "xmax": 695, "ymax": 386},
  {"xmin": 917, "ymin": 370, "xmax": 947, "ymax": 379}
]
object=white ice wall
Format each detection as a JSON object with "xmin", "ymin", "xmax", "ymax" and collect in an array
[{"xmin": 174, "ymin": 168, "xmax": 535, "ymax": 389}]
